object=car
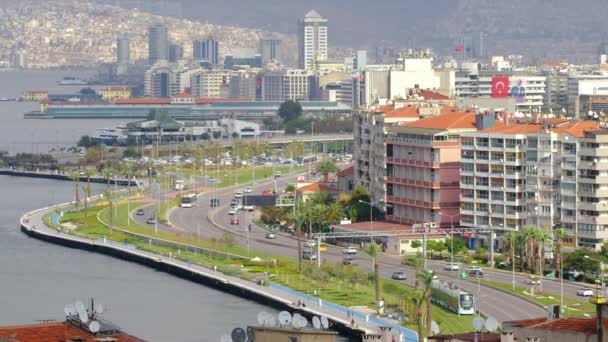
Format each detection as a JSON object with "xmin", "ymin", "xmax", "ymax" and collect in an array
[
  {"xmin": 343, "ymin": 247, "xmax": 357, "ymax": 255},
  {"xmin": 577, "ymin": 288, "xmax": 594, "ymax": 297},
  {"xmin": 302, "ymin": 250, "xmax": 317, "ymax": 260},
  {"xmin": 304, "ymin": 240, "xmax": 316, "ymax": 248},
  {"xmin": 391, "ymin": 272, "xmax": 408, "ymax": 280},
  {"xmin": 525, "ymin": 276, "xmax": 541, "ymax": 285},
  {"xmin": 231, "ymin": 199, "xmax": 239, "ymax": 206},
  {"xmin": 228, "ymin": 209, "xmax": 237, "ymax": 215},
  {"xmin": 265, "ymin": 233, "xmax": 276, "ymax": 239},
  {"xmin": 444, "ymin": 263, "xmax": 460, "ymax": 271},
  {"xmin": 274, "ymin": 171, "xmax": 281, "ymax": 179},
  {"xmin": 230, "ymin": 218, "xmax": 240, "ymax": 225},
  {"xmin": 467, "ymin": 269, "xmax": 484, "ymax": 278},
  {"xmin": 243, "ymin": 205, "xmax": 256, "ymax": 212},
  {"xmin": 343, "ymin": 257, "xmax": 358, "ymax": 266},
  {"xmin": 245, "ymin": 187, "xmax": 252, "ymax": 193},
  {"xmin": 234, "ymin": 192, "xmax": 243, "ymax": 198},
  {"xmin": 136, "ymin": 208, "xmax": 145, "ymax": 216},
  {"xmin": 146, "ymin": 217, "xmax": 157, "ymax": 224}
]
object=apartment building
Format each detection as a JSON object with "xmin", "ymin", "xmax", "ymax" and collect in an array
[
  {"xmin": 384, "ymin": 111, "xmax": 499, "ymax": 226},
  {"xmin": 261, "ymin": 69, "xmax": 313, "ymax": 101},
  {"xmin": 190, "ymin": 70, "xmax": 232, "ymax": 98},
  {"xmin": 461, "ymin": 120, "xmax": 602, "ymax": 249}
]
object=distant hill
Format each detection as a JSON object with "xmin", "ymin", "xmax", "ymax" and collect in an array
[{"xmin": 105, "ymin": 0, "xmax": 608, "ymax": 63}]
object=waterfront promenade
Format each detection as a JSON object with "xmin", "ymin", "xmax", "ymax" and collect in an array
[{"xmin": 21, "ymin": 203, "xmax": 417, "ymax": 342}]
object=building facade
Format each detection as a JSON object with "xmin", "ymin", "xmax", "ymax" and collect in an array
[
  {"xmin": 148, "ymin": 23, "xmax": 168, "ymax": 65},
  {"xmin": 262, "ymin": 69, "xmax": 312, "ymax": 101},
  {"xmin": 298, "ymin": 10, "xmax": 328, "ymax": 70},
  {"xmin": 259, "ymin": 38, "xmax": 282, "ymax": 65},
  {"xmin": 190, "ymin": 70, "xmax": 232, "ymax": 98},
  {"xmin": 229, "ymin": 72, "xmax": 257, "ymax": 99},
  {"xmin": 193, "ymin": 39, "xmax": 219, "ymax": 65}
]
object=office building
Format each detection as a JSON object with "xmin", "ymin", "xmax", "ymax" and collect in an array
[
  {"xmin": 144, "ymin": 63, "xmax": 181, "ymax": 98},
  {"xmin": 169, "ymin": 43, "xmax": 184, "ymax": 63},
  {"xmin": 262, "ymin": 69, "xmax": 313, "ymax": 101},
  {"xmin": 190, "ymin": 70, "xmax": 232, "ymax": 98},
  {"xmin": 224, "ymin": 55, "xmax": 262, "ymax": 70},
  {"xmin": 355, "ymin": 50, "xmax": 367, "ymax": 71},
  {"xmin": 229, "ymin": 72, "xmax": 257, "ymax": 99},
  {"xmin": 116, "ymin": 34, "xmax": 130, "ymax": 75},
  {"xmin": 193, "ymin": 39, "xmax": 219, "ymax": 65},
  {"xmin": 148, "ymin": 23, "xmax": 169, "ymax": 65},
  {"xmin": 298, "ymin": 10, "xmax": 328, "ymax": 70},
  {"xmin": 259, "ymin": 38, "xmax": 282, "ymax": 65}
]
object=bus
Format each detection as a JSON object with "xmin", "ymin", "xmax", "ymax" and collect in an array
[
  {"xmin": 180, "ymin": 194, "xmax": 197, "ymax": 208},
  {"xmin": 430, "ymin": 280, "xmax": 475, "ymax": 315}
]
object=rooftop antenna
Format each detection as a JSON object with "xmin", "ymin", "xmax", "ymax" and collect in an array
[{"xmin": 88, "ymin": 321, "xmax": 100, "ymax": 334}]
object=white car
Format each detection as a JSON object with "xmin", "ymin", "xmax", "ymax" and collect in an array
[
  {"xmin": 228, "ymin": 209, "xmax": 237, "ymax": 215},
  {"xmin": 577, "ymin": 288, "xmax": 594, "ymax": 297},
  {"xmin": 343, "ymin": 247, "xmax": 357, "ymax": 255},
  {"xmin": 245, "ymin": 187, "xmax": 252, "ymax": 193},
  {"xmin": 444, "ymin": 263, "xmax": 460, "ymax": 271},
  {"xmin": 304, "ymin": 240, "xmax": 316, "ymax": 248},
  {"xmin": 243, "ymin": 205, "xmax": 256, "ymax": 212}
]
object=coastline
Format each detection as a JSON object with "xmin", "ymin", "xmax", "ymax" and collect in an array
[{"xmin": 20, "ymin": 202, "xmax": 418, "ymax": 342}]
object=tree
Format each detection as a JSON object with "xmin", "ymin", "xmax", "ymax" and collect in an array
[
  {"xmin": 536, "ymin": 228, "xmax": 550, "ymax": 275},
  {"xmin": 364, "ymin": 242, "xmax": 382, "ymax": 312},
  {"xmin": 284, "ymin": 141, "xmax": 305, "ymax": 159},
  {"xmin": 412, "ymin": 289, "xmax": 426, "ymax": 342},
  {"xmin": 411, "ymin": 240, "xmax": 422, "ymax": 254},
  {"xmin": 69, "ymin": 170, "xmax": 81, "ymax": 208},
  {"xmin": 503, "ymin": 232, "xmax": 516, "ymax": 266},
  {"xmin": 123, "ymin": 146, "xmax": 141, "ymax": 159},
  {"xmin": 278, "ymin": 100, "xmax": 303, "ymax": 123},
  {"xmin": 418, "ymin": 270, "xmax": 435, "ymax": 338},
  {"xmin": 81, "ymin": 169, "xmax": 95, "ymax": 227},
  {"xmin": 288, "ymin": 209, "xmax": 308, "ymax": 273},
  {"xmin": 212, "ymin": 131, "xmax": 222, "ymax": 139},
  {"xmin": 445, "ymin": 238, "xmax": 468, "ymax": 256},
  {"xmin": 231, "ymin": 132, "xmax": 239, "ymax": 139},
  {"xmin": 308, "ymin": 190, "xmax": 335, "ymax": 206},
  {"xmin": 348, "ymin": 185, "xmax": 370, "ymax": 205},
  {"xmin": 315, "ymin": 158, "xmax": 339, "ymax": 183},
  {"xmin": 84, "ymin": 145, "xmax": 103, "ymax": 164},
  {"xmin": 79, "ymin": 87, "xmax": 96, "ymax": 95},
  {"xmin": 564, "ymin": 249, "xmax": 601, "ymax": 273},
  {"xmin": 77, "ymin": 135, "xmax": 98, "ymax": 148},
  {"xmin": 200, "ymin": 132, "xmax": 210, "ymax": 140}
]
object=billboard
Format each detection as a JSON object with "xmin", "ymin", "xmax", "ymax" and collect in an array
[
  {"xmin": 491, "ymin": 76, "xmax": 509, "ymax": 98},
  {"xmin": 510, "ymin": 78, "xmax": 526, "ymax": 103},
  {"xmin": 243, "ymin": 195, "xmax": 277, "ymax": 206}
]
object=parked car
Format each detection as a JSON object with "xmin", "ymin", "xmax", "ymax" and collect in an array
[
  {"xmin": 234, "ymin": 192, "xmax": 243, "ymax": 198},
  {"xmin": 343, "ymin": 247, "xmax": 357, "ymax": 255},
  {"xmin": 136, "ymin": 208, "xmax": 145, "ymax": 216},
  {"xmin": 302, "ymin": 250, "xmax": 317, "ymax": 260},
  {"xmin": 230, "ymin": 218, "xmax": 240, "ymax": 225},
  {"xmin": 467, "ymin": 269, "xmax": 484, "ymax": 278},
  {"xmin": 274, "ymin": 171, "xmax": 282, "ymax": 178},
  {"xmin": 391, "ymin": 271, "xmax": 408, "ymax": 280},
  {"xmin": 245, "ymin": 187, "xmax": 252, "ymax": 193},
  {"xmin": 343, "ymin": 257, "xmax": 358, "ymax": 266},
  {"xmin": 265, "ymin": 233, "xmax": 276, "ymax": 239},
  {"xmin": 304, "ymin": 240, "xmax": 316, "ymax": 248},
  {"xmin": 231, "ymin": 199, "xmax": 239, "ymax": 206},
  {"xmin": 228, "ymin": 209, "xmax": 237, "ymax": 215},
  {"xmin": 444, "ymin": 263, "xmax": 460, "ymax": 271},
  {"xmin": 146, "ymin": 217, "xmax": 157, "ymax": 224},
  {"xmin": 577, "ymin": 288, "xmax": 594, "ymax": 297},
  {"xmin": 525, "ymin": 276, "xmax": 541, "ymax": 285},
  {"xmin": 243, "ymin": 205, "xmax": 256, "ymax": 212}
]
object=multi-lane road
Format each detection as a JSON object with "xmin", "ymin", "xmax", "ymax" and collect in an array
[{"xmin": 133, "ymin": 171, "xmax": 576, "ymax": 323}]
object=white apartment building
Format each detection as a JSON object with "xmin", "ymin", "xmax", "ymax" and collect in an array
[
  {"xmin": 262, "ymin": 69, "xmax": 313, "ymax": 101},
  {"xmin": 567, "ymin": 75, "xmax": 608, "ymax": 116},
  {"xmin": 298, "ymin": 10, "xmax": 328, "ymax": 70},
  {"xmin": 190, "ymin": 70, "xmax": 233, "ymax": 98},
  {"xmin": 144, "ymin": 63, "xmax": 181, "ymax": 98}
]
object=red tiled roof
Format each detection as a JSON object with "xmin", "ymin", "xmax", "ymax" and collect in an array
[
  {"xmin": 371, "ymin": 105, "xmax": 394, "ymax": 114},
  {"xmin": 478, "ymin": 123, "xmax": 545, "ymax": 134},
  {"xmin": 507, "ymin": 316, "xmax": 608, "ymax": 334},
  {"xmin": 430, "ymin": 332, "xmax": 500, "ymax": 342},
  {"xmin": 0, "ymin": 322, "xmax": 144, "ymax": 342},
  {"xmin": 550, "ymin": 121, "xmax": 599, "ymax": 138},
  {"xmin": 337, "ymin": 165, "xmax": 354, "ymax": 177},
  {"xmin": 297, "ymin": 183, "xmax": 339, "ymax": 193},
  {"xmin": 114, "ymin": 98, "xmax": 171, "ymax": 105},
  {"xmin": 385, "ymin": 106, "xmax": 419, "ymax": 119},
  {"xmin": 173, "ymin": 92, "xmax": 194, "ymax": 99},
  {"xmin": 404, "ymin": 111, "xmax": 480, "ymax": 130},
  {"xmin": 194, "ymin": 98, "xmax": 251, "ymax": 104},
  {"xmin": 543, "ymin": 118, "xmax": 569, "ymax": 125},
  {"xmin": 418, "ymin": 90, "xmax": 450, "ymax": 100}
]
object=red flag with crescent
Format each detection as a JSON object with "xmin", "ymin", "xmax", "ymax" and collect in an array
[{"xmin": 492, "ymin": 76, "xmax": 509, "ymax": 98}]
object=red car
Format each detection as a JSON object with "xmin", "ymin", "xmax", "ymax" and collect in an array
[{"xmin": 230, "ymin": 218, "xmax": 240, "ymax": 225}]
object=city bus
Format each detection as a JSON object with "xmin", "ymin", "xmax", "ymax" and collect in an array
[
  {"xmin": 430, "ymin": 280, "xmax": 475, "ymax": 315},
  {"xmin": 180, "ymin": 194, "xmax": 197, "ymax": 208}
]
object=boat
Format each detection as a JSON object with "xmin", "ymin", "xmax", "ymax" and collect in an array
[
  {"xmin": 91, "ymin": 125, "xmax": 128, "ymax": 145},
  {"xmin": 0, "ymin": 97, "xmax": 11, "ymax": 101},
  {"xmin": 58, "ymin": 77, "xmax": 89, "ymax": 86}
]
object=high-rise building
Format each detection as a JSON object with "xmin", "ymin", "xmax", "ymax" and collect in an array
[
  {"xmin": 144, "ymin": 62, "xmax": 181, "ymax": 98},
  {"xmin": 169, "ymin": 43, "xmax": 184, "ymax": 63},
  {"xmin": 148, "ymin": 23, "xmax": 168, "ymax": 65},
  {"xmin": 190, "ymin": 70, "xmax": 233, "ymax": 98},
  {"xmin": 193, "ymin": 39, "xmax": 219, "ymax": 65},
  {"xmin": 355, "ymin": 50, "xmax": 367, "ymax": 71},
  {"xmin": 298, "ymin": 10, "xmax": 328, "ymax": 70},
  {"xmin": 116, "ymin": 34, "xmax": 130, "ymax": 75},
  {"xmin": 229, "ymin": 72, "xmax": 257, "ymax": 99},
  {"xmin": 262, "ymin": 69, "xmax": 313, "ymax": 101},
  {"xmin": 259, "ymin": 38, "xmax": 282, "ymax": 65}
]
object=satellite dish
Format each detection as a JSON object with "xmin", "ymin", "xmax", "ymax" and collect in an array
[
  {"xmin": 298, "ymin": 316, "xmax": 308, "ymax": 329},
  {"xmin": 75, "ymin": 301, "xmax": 86, "ymax": 313},
  {"xmin": 267, "ymin": 315, "xmax": 276, "ymax": 327},
  {"xmin": 89, "ymin": 321, "xmax": 100, "ymax": 333},
  {"xmin": 291, "ymin": 314, "xmax": 302, "ymax": 329},
  {"xmin": 312, "ymin": 316, "xmax": 321, "ymax": 329},
  {"xmin": 64, "ymin": 304, "xmax": 76, "ymax": 316},
  {"xmin": 257, "ymin": 312, "xmax": 268, "ymax": 325},
  {"xmin": 78, "ymin": 309, "xmax": 89, "ymax": 323},
  {"xmin": 246, "ymin": 327, "xmax": 256, "ymax": 342},
  {"xmin": 220, "ymin": 334, "xmax": 232, "ymax": 342},
  {"xmin": 321, "ymin": 316, "xmax": 329, "ymax": 329},
  {"xmin": 231, "ymin": 327, "xmax": 247, "ymax": 342},
  {"xmin": 431, "ymin": 321, "xmax": 440, "ymax": 335},
  {"xmin": 473, "ymin": 316, "xmax": 485, "ymax": 332},
  {"xmin": 278, "ymin": 311, "xmax": 292, "ymax": 326},
  {"xmin": 485, "ymin": 317, "xmax": 498, "ymax": 332},
  {"xmin": 95, "ymin": 303, "xmax": 104, "ymax": 315}
]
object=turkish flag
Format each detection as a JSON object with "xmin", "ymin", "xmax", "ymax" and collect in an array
[
  {"xmin": 492, "ymin": 76, "xmax": 509, "ymax": 98},
  {"xmin": 454, "ymin": 46, "xmax": 464, "ymax": 53}
]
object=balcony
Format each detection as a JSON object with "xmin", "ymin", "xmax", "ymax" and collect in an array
[
  {"xmin": 580, "ymin": 148, "xmax": 608, "ymax": 157},
  {"xmin": 385, "ymin": 157, "xmax": 440, "ymax": 169},
  {"xmin": 386, "ymin": 196, "xmax": 460, "ymax": 209},
  {"xmin": 578, "ymin": 202, "xmax": 608, "ymax": 211},
  {"xmin": 578, "ymin": 215, "xmax": 608, "ymax": 225}
]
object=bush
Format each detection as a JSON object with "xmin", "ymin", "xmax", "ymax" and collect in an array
[{"xmin": 402, "ymin": 255, "xmax": 421, "ymax": 267}]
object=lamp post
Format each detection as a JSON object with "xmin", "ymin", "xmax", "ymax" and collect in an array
[
  {"xmin": 359, "ymin": 199, "xmax": 384, "ymax": 243},
  {"xmin": 585, "ymin": 255, "xmax": 605, "ymax": 300},
  {"xmin": 439, "ymin": 211, "xmax": 459, "ymax": 264}
]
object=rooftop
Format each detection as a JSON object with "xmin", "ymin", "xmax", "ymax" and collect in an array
[
  {"xmin": 429, "ymin": 332, "xmax": 500, "ymax": 342},
  {"xmin": 0, "ymin": 322, "xmax": 144, "ymax": 342},
  {"xmin": 478, "ymin": 123, "xmax": 545, "ymax": 134},
  {"xmin": 418, "ymin": 90, "xmax": 450, "ymax": 100},
  {"xmin": 550, "ymin": 120, "xmax": 598, "ymax": 138},
  {"xmin": 297, "ymin": 183, "xmax": 339, "ymax": 193},
  {"xmin": 505, "ymin": 316, "xmax": 608, "ymax": 335},
  {"xmin": 385, "ymin": 106, "xmax": 419, "ymax": 119},
  {"xmin": 337, "ymin": 165, "xmax": 354, "ymax": 177},
  {"xmin": 403, "ymin": 111, "xmax": 481, "ymax": 130}
]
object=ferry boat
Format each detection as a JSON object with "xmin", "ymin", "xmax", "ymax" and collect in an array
[
  {"xmin": 58, "ymin": 77, "xmax": 89, "ymax": 85},
  {"xmin": 91, "ymin": 124, "xmax": 128, "ymax": 145}
]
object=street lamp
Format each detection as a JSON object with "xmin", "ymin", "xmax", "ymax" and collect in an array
[
  {"xmin": 359, "ymin": 199, "xmax": 384, "ymax": 242},
  {"xmin": 584, "ymin": 255, "xmax": 606, "ymax": 301},
  {"xmin": 439, "ymin": 211, "xmax": 459, "ymax": 264}
]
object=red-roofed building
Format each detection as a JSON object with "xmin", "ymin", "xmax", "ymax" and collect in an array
[
  {"xmin": 336, "ymin": 164, "xmax": 354, "ymax": 193},
  {"xmin": 0, "ymin": 321, "xmax": 144, "ymax": 342},
  {"xmin": 384, "ymin": 111, "xmax": 503, "ymax": 227},
  {"xmin": 296, "ymin": 183, "xmax": 339, "ymax": 202},
  {"xmin": 503, "ymin": 316, "xmax": 608, "ymax": 342}
]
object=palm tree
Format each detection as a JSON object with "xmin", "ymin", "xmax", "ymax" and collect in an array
[
  {"xmin": 69, "ymin": 170, "xmax": 81, "ymax": 208},
  {"xmin": 503, "ymin": 232, "xmax": 516, "ymax": 266},
  {"xmin": 315, "ymin": 158, "xmax": 339, "ymax": 183},
  {"xmin": 418, "ymin": 270, "xmax": 435, "ymax": 338},
  {"xmin": 553, "ymin": 228, "xmax": 567, "ymax": 277},
  {"xmin": 411, "ymin": 290, "xmax": 426, "ymax": 342},
  {"xmin": 104, "ymin": 188, "xmax": 114, "ymax": 234},
  {"xmin": 515, "ymin": 231, "xmax": 527, "ymax": 271},
  {"xmin": 101, "ymin": 167, "xmax": 114, "ymax": 191},
  {"xmin": 288, "ymin": 208, "xmax": 307, "ymax": 273},
  {"xmin": 364, "ymin": 242, "xmax": 382, "ymax": 312},
  {"xmin": 81, "ymin": 169, "xmax": 95, "ymax": 227},
  {"xmin": 521, "ymin": 227, "xmax": 536, "ymax": 272},
  {"xmin": 536, "ymin": 228, "xmax": 550, "ymax": 277},
  {"xmin": 123, "ymin": 162, "xmax": 136, "ymax": 225}
]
